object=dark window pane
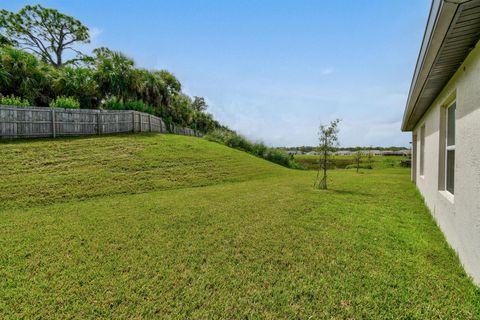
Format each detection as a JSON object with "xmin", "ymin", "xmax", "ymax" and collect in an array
[
  {"xmin": 447, "ymin": 104, "xmax": 456, "ymax": 146},
  {"xmin": 420, "ymin": 126, "xmax": 425, "ymax": 175},
  {"xmin": 447, "ymin": 150, "xmax": 455, "ymax": 194}
]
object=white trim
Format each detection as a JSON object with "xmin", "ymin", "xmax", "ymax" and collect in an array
[
  {"xmin": 445, "ymin": 101, "xmax": 456, "ymax": 195},
  {"xmin": 439, "ymin": 190, "xmax": 455, "ymax": 204}
]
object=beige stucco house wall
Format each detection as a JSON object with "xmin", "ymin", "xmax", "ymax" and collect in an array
[
  {"xmin": 403, "ymin": 0, "xmax": 480, "ymax": 285},
  {"xmin": 411, "ymin": 42, "xmax": 480, "ymax": 285}
]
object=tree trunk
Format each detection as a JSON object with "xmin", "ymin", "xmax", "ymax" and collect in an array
[
  {"xmin": 314, "ymin": 153, "xmax": 321, "ymax": 188},
  {"xmin": 322, "ymin": 149, "xmax": 328, "ymax": 189}
]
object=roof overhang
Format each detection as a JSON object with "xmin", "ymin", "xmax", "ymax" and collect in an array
[{"xmin": 402, "ymin": 0, "xmax": 480, "ymax": 131}]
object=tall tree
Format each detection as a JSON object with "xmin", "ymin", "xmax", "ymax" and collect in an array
[
  {"xmin": 314, "ymin": 119, "xmax": 341, "ymax": 190},
  {"xmin": 0, "ymin": 5, "xmax": 90, "ymax": 67},
  {"xmin": 191, "ymin": 96, "xmax": 208, "ymax": 112}
]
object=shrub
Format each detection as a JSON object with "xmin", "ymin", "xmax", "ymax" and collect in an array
[
  {"xmin": 224, "ymin": 133, "xmax": 251, "ymax": 151},
  {"xmin": 49, "ymin": 96, "xmax": 80, "ymax": 109},
  {"xmin": 204, "ymin": 129, "xmax": 231, "ymax": 144},
  {"xmin": 102, "ymin": 97, "xmax": 124, "ymax": 110},
  {"xmin": 0, "ymin": 95, "xmax": 30, "ymax": 107},
  {"xmin": 400, "ymin": 159, "xmax": 411, "ymax": 168},
  {"xmin": 205, "ymin": 129, "xmax": 302, "ymax": 169},
  {"xmin": 251, "ymin": 142, "xmax": 268, "ymax": 157},
  {"xmin": 263, "ymin": 149, "xmax": 291, "ymax": 167},
  {"xmin": 145, "ymin": 106, "xmax": 155, "ymax": 115},
  {"xmin": 102, "ymin": 98, "xmax": 155, "ymax": 115},
  {"xmin": 382, "ymin": 158, "xmax": 397, "ymax": 168},
  {"xmin": 125, "ymin": 100, "xmax": 146, "ymax": 112}
]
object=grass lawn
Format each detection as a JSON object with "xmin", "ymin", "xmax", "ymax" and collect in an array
[{"xmin": 1, "ymin": 134, "xmax": 479, "ymax": 318}]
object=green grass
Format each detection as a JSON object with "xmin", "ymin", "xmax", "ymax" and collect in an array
[
  {"xmin": 1, "ymin": 134, "xmax": 479, "ymax": 318},
  {"xmin": 0, "ymin": 134, "xmax": 283, "ymax": 210}
]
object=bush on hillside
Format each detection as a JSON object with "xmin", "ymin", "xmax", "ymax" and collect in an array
[
  {"xmin": 102, "ymin": 97, "xmax": 124, "ymax": 110},
  {"xmin": 205, "ymin": 129, "xmax": 301, "ymax": 169},
  {"xmin": 102, "ymin": 97, "xmax": 155, "ymax": 115},
  {"xmin": 49, "ymin": 96, "xmax": 80, "ymax": 109},
  {"xmin": 0, "ymin": 95, "xmax": 30, "ymax": 107},
  {"xmin": 251, "ymin": 142, "xmax": 268, "ymax": 157},
  {"xmin": 124, "ymin": 100, "xmax": 155, "ymax": 114},
  {"xmin": 264, "ymin": 149, "xmax": 302, "ymax": 169}
]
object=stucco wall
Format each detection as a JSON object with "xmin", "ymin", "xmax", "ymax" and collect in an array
[{"xmin": 413, "ymin": 41, "xmax": 480, "ymax": 285}]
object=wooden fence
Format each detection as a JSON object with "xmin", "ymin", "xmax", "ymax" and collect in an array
[{"xmin": 0, "ymin": 106, "xmax": 202, "ymax": 139}]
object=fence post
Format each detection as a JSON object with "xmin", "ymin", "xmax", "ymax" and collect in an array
[
  {"xmin": 132, "ymin": 111, "xmax": 135, "ymax": 133},
  {"xmin": 51, "ymin": 108, "xmax": 56, "ymax": 138},
  {"xmin": 139, "ymin": 113, "xmax": 143, "ymax": 132},
  {"xmin": 97, "ymin": 111, "xmax": 102, "ymax": 135},
  {"xmin": 149, "ymin": 114, "xmax": 152, "ymax": 132}
]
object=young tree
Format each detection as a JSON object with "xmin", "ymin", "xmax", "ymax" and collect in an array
[
  {"xmin": 0, "ymin": 5, "xmax": 90, "ymax": 67},
  {"xmin": 314, "ymin": 119, "xmax": 341, "ymax": 190},
  {"xmin": 353, "ymin": 150, "xmax": 362, "ymax": 173}
]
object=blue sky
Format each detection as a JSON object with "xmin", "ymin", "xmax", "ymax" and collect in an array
[{"xmin": 4, "ymin": 1, "xmax": 431, "ymax": 147}]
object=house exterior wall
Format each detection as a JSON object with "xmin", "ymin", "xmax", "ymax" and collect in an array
[{"xmin": 412, "ymin": 41, "xmax": 480, "ymax": 285}]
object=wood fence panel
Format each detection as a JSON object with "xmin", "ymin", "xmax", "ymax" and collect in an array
[{"xmin": 0, "ymin": 106, "xmax": 203, "ymax": 139}]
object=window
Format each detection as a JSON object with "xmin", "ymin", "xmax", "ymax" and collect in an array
[
  {"xmin": 446, "ymin": 103, "xmax": 456, "ymax": 194},
  {"xmin": 412, "ymin": 134, "xmax": 417, "ymax": 183},
  {"xmin": 420, "ymin": 125, "xmax": 425, "ymax": 176}
]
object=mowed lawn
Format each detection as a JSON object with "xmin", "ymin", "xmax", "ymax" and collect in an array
[{"xmin": 1, "ymin": 135, "xmax": 479, "ymax": 318}]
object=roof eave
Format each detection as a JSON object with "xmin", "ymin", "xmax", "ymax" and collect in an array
[{"xmin": 402, "ymin": 0, "xmax": 461, "ymax": 132}]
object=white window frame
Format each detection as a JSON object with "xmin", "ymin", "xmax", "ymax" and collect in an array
[{"xmin": 445, "ymin": 102, "xmax": 455, "ymax": 196}]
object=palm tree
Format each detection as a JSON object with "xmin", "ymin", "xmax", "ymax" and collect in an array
[
  {"xmin": 93, "ymin": 47, "xmax": 135, "ymax": 102},
  {"xmin": 52, "ymin": 66, "xmax": 99, "ymax": 108},
  {"xmin": 0, "ymin": 46, "xmax": 48, "ymax": 104}
]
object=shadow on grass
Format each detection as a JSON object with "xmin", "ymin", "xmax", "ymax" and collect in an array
[{"xmin": 326, "ymin": 188, "xmax": 374, "ymax": 197}]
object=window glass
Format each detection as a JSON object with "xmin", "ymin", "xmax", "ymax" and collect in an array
[
  {"xmin": 446, "ymin": 150, "xmax": 455, "ymax": 194},
  {"xmin": 447, "ymin": 103, "xmax": 456, "ymax": 146},
  {"xmin": 420, "ymin": 126, "xmax": 425, "ymax": 175},
  {"xmin": 445, "ymin": 103, "xmax": 455, "ymax": 195}
]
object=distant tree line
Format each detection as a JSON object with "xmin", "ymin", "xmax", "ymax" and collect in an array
[{"xmin": 0, "ymin": 5, "xmax": 227, "ymax": 133}]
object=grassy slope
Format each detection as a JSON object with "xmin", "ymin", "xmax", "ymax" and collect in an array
[
  {"xmin": 0, "ymin": 134, "xmax": 283, "ymax": 210},
  {"xmin": 1, "ymin": 134, "xmax": 479, "ymax": 319}
]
